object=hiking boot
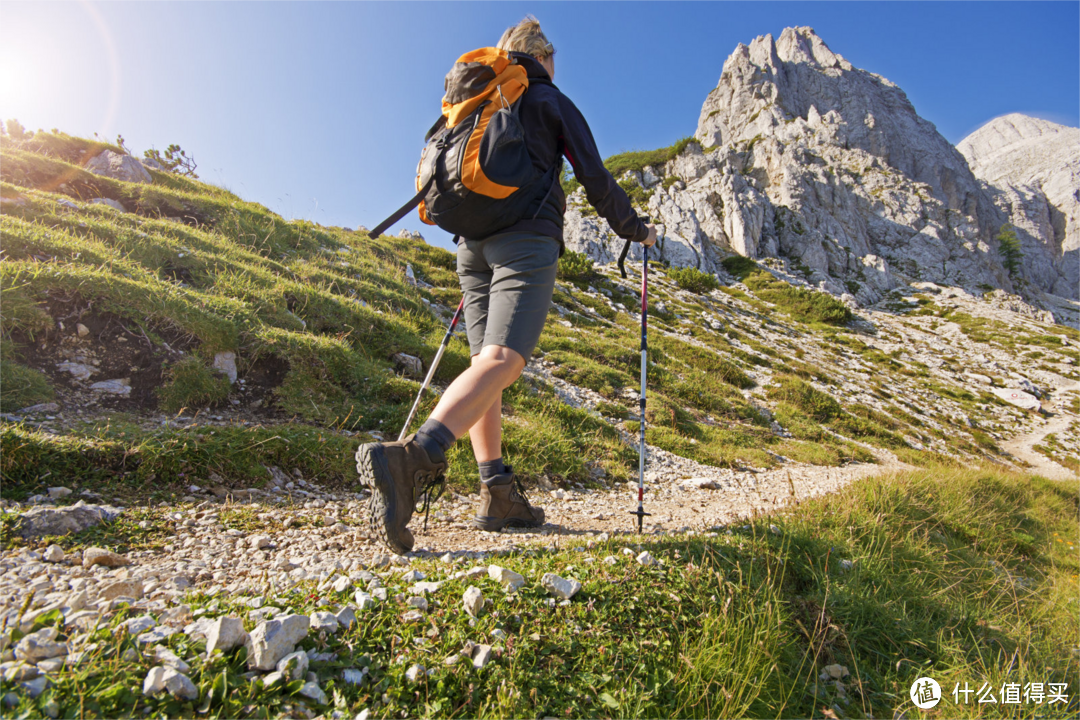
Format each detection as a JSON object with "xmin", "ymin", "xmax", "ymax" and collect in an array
[
  {"xmin": 355, "ymin": 435, "xmax": 447, "ymax": 554},
  {"xmin": 473, "ymin": 467, "xmax": 545, "ymax": 531}
]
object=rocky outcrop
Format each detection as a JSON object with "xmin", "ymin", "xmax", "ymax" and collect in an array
[
  {"xmin": 84, "ymin": 150, "xmax": 152, "ymax": 184},
  {"xmin": 957, "ymin": 114, "xmax": 1079, "ymax": 297},
  {"xmin": 564, "ymin": 27, "xmax": 1077, "ymax": 306}
]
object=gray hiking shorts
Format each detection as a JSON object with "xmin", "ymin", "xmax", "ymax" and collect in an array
[{"xmin": 457, "ymin": 231, "xmax": 559, "ymax": 361}]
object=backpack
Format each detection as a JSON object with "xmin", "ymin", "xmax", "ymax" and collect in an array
[{"xmin": 368, "ymin": 47, "xmax": 559, "ymax": 241}]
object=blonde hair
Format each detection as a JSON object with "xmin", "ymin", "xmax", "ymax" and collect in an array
[{"xmin": 496, "ymin": 16, "xmax": 555, "ymax": 59}]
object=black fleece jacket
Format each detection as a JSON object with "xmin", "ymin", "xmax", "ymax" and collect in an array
[{"xmin": 494, "ymin": 53, "xmax": 650, "ymax": 248}]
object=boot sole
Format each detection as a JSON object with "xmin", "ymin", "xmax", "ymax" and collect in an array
[
  {"xmin": 472, "ymin": 514, "xmax": 545, "ymax": 532},
  {"xmin": 355, "ymin": 443, "xmax": 413, "ymax": 554}
]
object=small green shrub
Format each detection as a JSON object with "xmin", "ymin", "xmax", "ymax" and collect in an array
[
  {"xmin": 558, "ymin": 250, "xmax": 595, "ymax": 281},
  {"xmin": 156, "ymin": 356, "xmax": 230, "ymax": 413},
  {"xmin": 996, "ymin": 224, "xmax": 1022, "ymax": 277},
  {"xmin": 669, "ymin": 266, "xmax": 719, "ymax": 294},
  {"xmin": 721, "ymin": 255, "xmax": 758, "ymax": 281}
]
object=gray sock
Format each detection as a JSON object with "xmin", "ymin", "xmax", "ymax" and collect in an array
[
  {"xmin": 479, "ymin": 458, "xmax": 505, "ymax": 485},
  {"xmin": 416, "ymin": 418, "xmax": 455, "ymax": 458}
]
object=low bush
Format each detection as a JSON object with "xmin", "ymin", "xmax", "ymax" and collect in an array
[
  {"xmin": 668, "ymin": 266, "xmax": 720, "ymax": 294},
  {"xmin": 557, "ymin": 250, "xmax": 595, "ymax": 281}
]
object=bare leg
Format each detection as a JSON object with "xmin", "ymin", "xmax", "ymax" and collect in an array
[{"xmin": 428, "ymin": 345, "xmax": 524, "ymax": 442}]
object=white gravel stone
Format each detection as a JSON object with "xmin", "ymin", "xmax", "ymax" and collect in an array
[
  {"xmin": 100, "ymin": 580, "xmax": 143, "ymax": 601},
  {"xmin": 404, "ymin": 664, "xmax": 425, "ymax": 682},
  {"xmin": 122, "ymin": 616, "xmax": 156, "ymax": 636},
  {"xmin": 540, "ymin": 573, "xmax": 582, "ymax": 601},
  {"xmin": 245, "ymin": 614, "xmax": 311, "ymax": 670},
  {"xmin": 298, "ymin": 681, "xmax": 328, "ymax": 704},
  {"xmin": 14, "ymin": 628, "xmax": 66, "ymax": 663},
  {"xmin": 82, "ymin": 547, "xmax": 128, "ymax": 568},
  {"xmin": 142, "ymin": 666, "xmax": 198, "ymax": 700},
  {"xmin": 472, "ymin": 644, "xmax": 493, "ymax": 669},
  {"xmin": 43, "ymin": 546, "xmax": 66, "ymax": 563},
  {"xmin": 250, "ymin": 535, "xmax": 272, "ymax": 550},
  {"xmin": 406, "ymin": 596, "xmax": 428, "ymax": 612},
  {"xmin": 354, "ymin": 591, "xmax": 375, "ymax": 610},
  {"xmin": 47, "ymin": 487, "xmax": 72, "ymax": 499},
  {"xmin": 205, "ymin": 616, "xmax": 247, "ymax": 656},
  {"xmin": 335, "ymin": 606, "xmax": 357, "ymax": 630},
  {"xmin": 636, "ymin": 551, "xmax": 658, "ymax": 567},
  {"xmin": 21, "ymin": 676, "xmax": 49, "ymax": 698},
  {"xmin": 462, "ymin": 586, "xmax": 484, "ymax": 618},
  {"xmin": 401, "ymin": 610, "xmax": 423, "ymax": 623},
  {"xmin": 276, "ymin": 650, "xmax": 309, "ymax": 681},
  {"xmin": 137, "ymin": 626, "xmax": 178, "ymax": 645},
  {"xmin": 310, "ymin": 611, "xmax": 340, "ymax": 633},
  {"xmin": 487, "ymin": 565, "xmax": 525, "ymax": 590},
  {"xmin": 153, "ymin": 646, "xmax": 189, "ymax": 672},
  {"xmin": 342, "ymin": 667, "xmax": 368, "ymax": 685}
]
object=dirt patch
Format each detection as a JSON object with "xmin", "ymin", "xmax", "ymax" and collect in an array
[{"xmin": 5, "ymin": 291, "xmax": 201, "ymax": 411}]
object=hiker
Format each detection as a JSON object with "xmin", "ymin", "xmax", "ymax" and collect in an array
[{"xmin": 356, "ymin": 16, "xmax": 657, "ymax": 554}]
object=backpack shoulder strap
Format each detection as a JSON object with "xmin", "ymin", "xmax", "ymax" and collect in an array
[
  {"xmin": 368, "ymin": 116, "xmax": 446, "ymax": 238},
  {"xmin": 367, "ymin": 175, "xmax": 435, "ymax": 239}
]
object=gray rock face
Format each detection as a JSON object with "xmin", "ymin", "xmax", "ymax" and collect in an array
[
  {"xmin": 85, "ymin": 150, "xmax": 152, "ymax": 184},
  {"xmin": 213, "ymin": 352, "xmax": 238, "ymax": 384},
  {"xmin": 958, "ymin": 114, "xmax": 1079, "ymax": 297},
  {"xmin": 564, "ymin": 26, "xmax": 1076, "ymax": 307},
  {"xmin": 18, "ymin": 504, "xmax": 122, "ymax": 539},
  {"xmin": 89, "ymin": 198, "xmax": 126, "ymax": 212}
]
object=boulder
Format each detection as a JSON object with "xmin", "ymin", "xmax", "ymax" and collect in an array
[
  {"xmin": 19, "ymin": 505, "xmax": 122, "ymax": 537},
  {"xmin": 991, "ymin": 388, "xmax": 1041, "ymax": 411},
  {"xmin": 85, "ymin": 150, "xmax": 152, "ymax": 184}
]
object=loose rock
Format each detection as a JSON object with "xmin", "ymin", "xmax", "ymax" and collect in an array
[
  {"xmin": 462, "ymin": 586, "xmax": 484, "ymax": 618},
  {"xmin": 82, "ymin": 547, "xmax": 129, "ymax": 568},
  {"xmin": 276, "ymin": 650, "xmax": 309, "ymax": 681},
  {"xmin": 541, "ymin": 573, "xmax": 582, "ymax": 601},
  {"xmin": 245, "ymin": 615, "xmax": 310, "ymax": 670},
  {"xmin": 205, "ymin": 616, "xmax": 247, "ymax": 656}
]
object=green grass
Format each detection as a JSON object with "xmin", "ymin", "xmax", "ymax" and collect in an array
[
  {"xmin": 743, "ymin": 270, "xmax": 853, "ymax": 325},
  {"xmin": 156, "ymin": 356, "xmax": 231, "ymax": 413},
  {"xmin": 3, "ymin": 466, "xmax": 1075, "ymax": 719},
  {"xmin": 603, "ymin": 136, "xmax": 699, "ymax": 178}
]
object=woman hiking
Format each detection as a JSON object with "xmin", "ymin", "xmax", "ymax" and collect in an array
[{"xmin": 356, "ymin": 16, "xmax": 658, "ymax": 554}]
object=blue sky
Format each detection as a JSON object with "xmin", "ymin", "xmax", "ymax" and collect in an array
[{"xmin": 2, "ymin": 1, "xmax": 1077, "ymax": 251}]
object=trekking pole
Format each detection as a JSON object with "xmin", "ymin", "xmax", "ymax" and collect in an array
[
  {"xmin": 397, "ymin": 296, "xmax": 465, "ymax": 442},
  {"xmin": 620, "ymin": 236, "xmax": 653, "ymax": 533}
]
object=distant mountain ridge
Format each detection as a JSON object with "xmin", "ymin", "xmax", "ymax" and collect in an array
[
  {"xmin": 564, "ymin": 27, "xmax": 1078, "ymax": 308},
  {"xmin": 958, "ymin": 113, "xmax": 1079, "ymax": 297}
]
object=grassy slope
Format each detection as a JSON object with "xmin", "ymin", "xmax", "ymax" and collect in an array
[{"xmin": 1, "ymin": 467, "xmax": 1076, "ymax": 719}]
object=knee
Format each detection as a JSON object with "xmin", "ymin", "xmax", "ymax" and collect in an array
[{"xmin": 473, "ymin": 347, "xmax": 525, "ymax": 387}]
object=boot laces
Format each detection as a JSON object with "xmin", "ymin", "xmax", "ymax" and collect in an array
[{"xmin": 415, "ymin": 469, "xmax": 447, "ymax": 532}]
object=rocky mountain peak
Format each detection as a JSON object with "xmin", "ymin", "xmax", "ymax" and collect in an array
[{"xmin": 563, "ymin": 27, "xmax": 1078, "ymax": 311}]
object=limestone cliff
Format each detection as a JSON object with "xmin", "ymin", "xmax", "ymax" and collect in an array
[
  {"xmin": 563, "ymin": 27, "xmax": 1078, "ymax": 306},
  {"xmin": 957, "ymin": 114, "xmax": 1079, "ymax": 297}
]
